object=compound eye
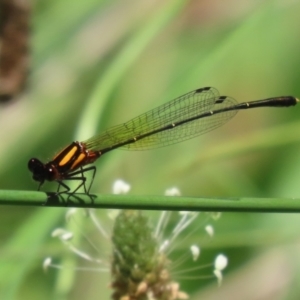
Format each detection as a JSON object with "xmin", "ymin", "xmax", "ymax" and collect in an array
[
  {"xmin": 28, "ymin": 158, "xmax": 47, "ymax": 183},
  {"xmin": 28, "ymin": 158, "xmax": 44, "ymax": 172}
]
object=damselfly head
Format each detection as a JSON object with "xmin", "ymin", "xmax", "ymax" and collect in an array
[{"xmin": 28, "ymin": 158, "xmax": 48, "ymax": 183}]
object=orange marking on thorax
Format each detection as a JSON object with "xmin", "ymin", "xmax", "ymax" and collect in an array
[
  {"xmin": 59, "ymin": 146, "xmax": 78, "ymax": 166},
  {"xmin": 70, "ymin": 152, "xmax": 87, "ymax": 170}
]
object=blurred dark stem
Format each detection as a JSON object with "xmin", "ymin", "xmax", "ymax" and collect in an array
[{"xmin": 0, "ymin": 0, "xmax": 30, "ymax": 103}]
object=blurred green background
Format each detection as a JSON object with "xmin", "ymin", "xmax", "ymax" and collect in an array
[{"xmin": 1, "ymin": 0, "xmax": 300, "ymax": 299}]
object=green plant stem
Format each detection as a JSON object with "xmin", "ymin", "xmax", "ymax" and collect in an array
[{"xmin": 1, "ymin": 190, "xmax": 300, "ymax": 212}]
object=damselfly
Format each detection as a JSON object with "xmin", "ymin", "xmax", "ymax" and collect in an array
[{"xmin": 28, "ymin": 87, "xmax": 298, "ymax": 194}]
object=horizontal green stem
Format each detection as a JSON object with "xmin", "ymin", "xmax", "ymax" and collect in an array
[{"xmin": 1, "ymin": 190, "xmax": 300, "ymax": 212}]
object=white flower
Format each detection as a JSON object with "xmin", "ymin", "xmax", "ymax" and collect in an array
[
  {"xmin": 190, "ymin": 245, "xmax": 200, "ymax": 261},
  {"xmin": 205, "ymin": 225, "xmax": 214, "ymax": 237},
  {"xmin": 43, "ymin": 257, "xmax": 52, "ymax": 272},
  {"xmin": 215, "ymin": 254, "xmax": 228, "ymax": 271},
  {"xmin": 165, "ymin": 187, "xmax": 181, "ymax": 196},
  {"xmin": 214, "ymin": 254, "xmax": 228, "ymax": 286},
  {"xmin": 51, "ymin": 228, "xmax": 73, "ymax": 240},
  {"xmin": 112, "ymin": 179, "xmax": 131, "ymax": 194}
]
